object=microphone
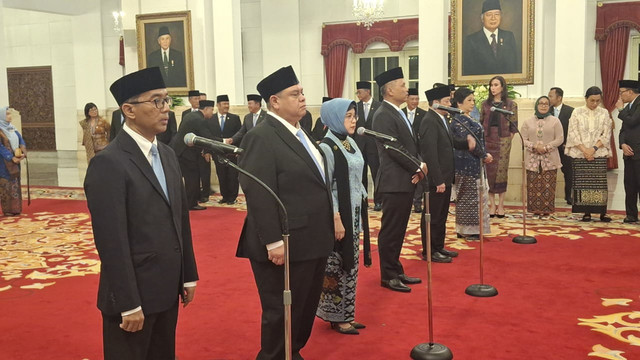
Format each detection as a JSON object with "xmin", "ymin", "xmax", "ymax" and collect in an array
[
  {"xmin": 356, "ymin": 127, "xmax": 397, "ymax": 142},
  {"xmin": 184, "ymin": 133, "xmax": 243, "ymax": 154},
  {"xmin": 433, "ymin": 103, "xmax": 463, "ymax": 114},
  {"xmin": 490, "ymin": 106, "xmax": 515, "ymax": 116}
]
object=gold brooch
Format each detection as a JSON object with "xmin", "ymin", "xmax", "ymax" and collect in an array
[{"xmin": 341, "ymin": 140, "xmax": 351, "ymax": 151}]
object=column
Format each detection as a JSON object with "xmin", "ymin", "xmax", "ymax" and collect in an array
[{"xmin": 419, "ymin": 0, "xmax": 448, "ymax": 100}]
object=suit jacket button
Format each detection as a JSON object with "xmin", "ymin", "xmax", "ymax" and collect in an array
[{"xmin": 174, "ymin": 246, "xmax": 180, "ymax": 252}]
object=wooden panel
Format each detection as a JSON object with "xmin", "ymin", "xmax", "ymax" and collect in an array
[{"xmin": 7, "ymin": 66, "xmax": 56, "ymax": 150}]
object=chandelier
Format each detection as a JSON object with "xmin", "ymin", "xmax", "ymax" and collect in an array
[
  {"xmin": 112, "ymin": 11, "xmax": 125, "ymax": 33},
  {"xmin": 353, "ymin": 0, "xmax": 384, "ymax": 30}
]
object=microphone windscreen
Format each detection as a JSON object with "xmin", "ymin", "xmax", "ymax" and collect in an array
[
  {"xmin": 184, "ymin": 133, "xmax": 196, "ymax": 146},
  {"xmin": 433, "ymin": 103, "xmax": 441, "ymax": 109},
  {"xmin": 490, "ymin": 106, "xmax": 496, "ymax": 112},
  {"xmin": 356, "ymin": 127, "xmax": 366, "ymax": 136}
]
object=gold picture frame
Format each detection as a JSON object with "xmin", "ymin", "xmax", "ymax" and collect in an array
[
  {"xmin": 451, "ymin": 0, "xmax": 534, "ymax": 85},
  {"xmin": 136, "ymin": 11, "xmax": 194, "ymax": 95}
]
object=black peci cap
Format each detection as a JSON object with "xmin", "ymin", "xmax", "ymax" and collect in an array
[
  {"xmin": 257, "ymin": 65, "xmax": 300, "ymax": 100},
  {"xmin": 110, "ymin": 67, "xmax": 166, "ymax": 106}
]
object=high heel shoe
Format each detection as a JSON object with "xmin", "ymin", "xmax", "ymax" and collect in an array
[
  {"xmin": 350, "ymin": 321, "xmax": 366, "ymax": 329},
  {"xmin": 330, "ymin": 322, "xmax": 359, "ymax": 335}
]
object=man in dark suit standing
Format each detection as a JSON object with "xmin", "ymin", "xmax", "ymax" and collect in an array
[
  {"xmin": 146, "ymin": 26, "xmax": 186, "ymax": 88},
  {"xmin": 549, "ymin": 87, "xmax": 575, "ymax": 205},
  {"xmin": 181, "ymin": 90, "xmax": 200, "ymax": 119},
  {"xmin": 84, "ymin": 67, "xmax": 198, "ymax": 360},
  {"xmin": 371, "ymin": 67, "xmax": 426, "ymax": 293},
  {"xmin": 402, "ymin": 87, "xmax": 427, "ymax": 213},
  {"xmin": 355, "ymin": 81, "xmax": 382, "ymax": 210},
  {"xmin": 211, "ymin": 94, "xmax": 242, "ymax": 204},
  {"xmin": 617, "ymin": 80, "xmax": 640, "ymax": 223},
  {"xmin": 299, "ymin": 109, "xmax": 313, "ymax": 134},
  {"xmin": 172, "ymin": 100, "xmax": 215, "ymax": 210},
  {"xmin": 229, "ymin": 94, "xmax": 266, "ymax": 146},
  {"xmin": 309, "ymin": 97, "xmax": 332, "ymax": 142},
  {"xmin": 237, "ymin": 65, "xmax": 333, "ymax": 360},
  {"xmin": 462, "ymin": 0, "xmax": 520, "ymax": 76},
  {"xmin": 111, "ymin": 107, "xmax": 177, "ymax": 146},
  {"xmin": 419, "ymin": 85, "xmax": 475, "ymax": 263}
]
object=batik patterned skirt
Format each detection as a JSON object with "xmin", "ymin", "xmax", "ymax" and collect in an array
[
  {"xmin": 527, "ymin": 169, "xmax": 557, "ymax": 214},
  {"xmin": 454, "ymin": 174, "xmax": 491, "ymax": 235},
  {"xmin": 0, "ymin": 177, "xmax": 22, "ymax": 215},
  {"xmin": 571, "ymin": 157, "xmax": 608, "ymax": 214}
]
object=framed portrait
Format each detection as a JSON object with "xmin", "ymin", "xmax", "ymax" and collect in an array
[
  {"xmin": 451, "ymin": 0, "xmax": 534, "ymax": 85},
  {"xmin": 136, "ymin": 11, "xmax": 194, "ymax": 95}
]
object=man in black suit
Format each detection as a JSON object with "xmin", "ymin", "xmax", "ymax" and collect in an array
[
  {"xmin": 146, "ymin": 26, "xmax": 186, "ymax": 88},
  {"xmin": 181, "ymin": 90, "xmax": 201, "ymax": 119},
  {"xmin": 111, "ymin": 106, "xmax": 177, "ymax": 145},
  {"xmin": 355, "ymin": 81, "xmax": 382, "ymax": 210},
  {"xmin": 549, "ymin": 87, "xmax": 575, "ymax": 205},
  {"xmin": 371, "ymin": 67, "xmax": 426, "ymax": 293},
  {"xmin": 462, "ymin": 0, "xmax": 520, "ymax": 76},
  {"xmin": 309, "ymin": 97, "xmax": 332, "ymax": 142},
  {"xmin": 211, "ymin": 94, "xmax": 242, "ymax": 204},
  {"xmin": 237, "ymin": 65, "xmax": 333, "ymax": 360},
  {"xmin": 419, "ymin": 85, "xmax": 476, "ymax": 263},
  {"xmin": 84, "ymin": 67, "xmax": 198, "ymax": 360},
  {"xmin": 617, "ymin": 80, "xmax": 640, "ymax": 223},
  {"xmin": 402, "ymin": 87, "xmax": 427, "ymax": 213},
  {"xmin": 172, "ymin": 100, "xmax": 215, "ymax": 210},
  {"xmin": 229, "ymin": 94, "xmax": 266, "ymax": 146},
  {"xmin": 299, "ymin": 110, "xmax": 313, "ymax": 133}
]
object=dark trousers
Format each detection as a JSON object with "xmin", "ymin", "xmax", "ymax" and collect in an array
[
  {"xmin": 250, "ymin": 257, "xmax": 327, "ymax": 360},
  {"xmin": 413, "ymin": 182, "xmax": 424, "ymax": 209},
  {"xmin": 215, "ymin": 157, "xmax": 239, "ymax": 202},
  {"xmin": 420, "ymin": 186, "xmax": 452, "ymax": 255},
  {"xmin": 378, "ymin": 191, "xmax": 413, "ymax": 281},
  {"xmin": 361, "ymin": 137, "xmax": 381, "ymax": 205},
  {"xmin": 559, "ymin": 145, "xmax": 573, "ymax": 201},
  {"xmin": 102, "ymin": 302, "xmax": 178, "ymax": 360},
  {"xmin": 624, "ymin": 157, "xmax": 640, "ymax": 218},
  {"xmin": 179, "ymin": 158, "xmax": 199, "ymax": 208},
  {"xmin": 198, "ymin": 156, "xmax": 211, "ymax": 199}
]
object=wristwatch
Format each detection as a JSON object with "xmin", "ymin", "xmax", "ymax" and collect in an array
[{"xmin": 593, "ymin": 145, "xmax": 599, "ymax": 151}]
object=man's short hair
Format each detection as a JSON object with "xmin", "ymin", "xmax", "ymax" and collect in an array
[{"xmin": 550, "ymin": 87, "xmax": 564, "ymax": 98}]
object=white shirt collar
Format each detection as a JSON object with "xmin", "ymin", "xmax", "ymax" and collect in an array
[
  {"xmin": 364, "ymin": 97, "xmax": 373, "ymax": 106},
  {"xmin": 162, "ymin": 48, "xmax": 170, "ymax": 57},
  {"xmin": 123, "ymin": 122, "xmax": 157, "ymax": 165},
  {"xmin": 268, "ymin": 110, "xmax": 300, "ymax": 136},
  {"xmin": 384, "ymin": 100, "xmax": 402, "ymax": 112},
  {"xmin": 555, "ymin": 104, "xmax": 563, "ymax": 114},
  {"xmin": 483, "ymin": 27, "xmax": 499, "ymax": 44}
]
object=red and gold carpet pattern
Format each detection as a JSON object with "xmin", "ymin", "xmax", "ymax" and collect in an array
[{"xmin": 1, "ymin": 187, "xmax": 639, "ymax": 359}]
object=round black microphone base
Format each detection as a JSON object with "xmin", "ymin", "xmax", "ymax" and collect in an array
[
  {"xmin": 513, "ymin": 235, "xmax": 537, "ymax": 244},
  {"xmin": 465, "ymin": 284, "xmax": 498, "ymax": 297},
  {"xmin": 410, "ymin": 343, "xmax": 453, "ymax": 360}
]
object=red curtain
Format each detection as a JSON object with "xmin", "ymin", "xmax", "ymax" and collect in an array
[
  {"xmin": 595, "ymin": 2, "xmax": 640, "ymax": 170},
  {"xmin": 325, "ymin": 44, "xmax": 350, "ymax": 98},
  {"xmin": 321, "ymin": 19, "xmax": 418, "ymax": 98}
]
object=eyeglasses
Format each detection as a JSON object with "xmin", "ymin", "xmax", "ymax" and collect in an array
[
  {"xmin": 128, "ymin": 97, "xmax": 172, "ymax": 109},
  {"xmin": 538, "ymin": 103, "xmax": 550, "ymax": 106}
]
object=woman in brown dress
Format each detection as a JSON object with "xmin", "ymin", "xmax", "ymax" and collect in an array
[{"xmin": 79, "ymin": 102, "xmax": 110, "ymax": 163}]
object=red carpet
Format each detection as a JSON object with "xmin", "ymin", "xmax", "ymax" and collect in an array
[{"xmin": 2, "ymin": 192, "xmax": 640, "ymax": 359}]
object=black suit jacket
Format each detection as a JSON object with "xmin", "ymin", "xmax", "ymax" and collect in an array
[
  {"xmin": 402, "ymin": 106, "xmax": 427, "ymax": 141},
  {"xmin": 84, "ymin": 130, "xmax": 198, "ymax": 316},
  {"xmin": 418, "ymin": 109, "xmax": 468, "ymax": 188},
  {"xmin": 171, "ymin": 111, "xmax": 214, "ymax": 162},
  {"xmin": 299, "ymin": 110, "xmax": 313, "ymax": 134},
  {"xmin": 109, "ymin": 109, "xmax": 123, "ymax": 142},
  {"xmin": 552, "ymin": 104, "xmax": 575, "ymax": 146},
  {"xmin": 237, "ymin": 115, "xmax": 334, "ymax": 262},
  {"xmin": 213, "ymin": 112, "xmax": 242, "ymax": 139},
  {"xmin": 371, "ymin": 101, "xmax": 421, "ymax": 193},
  {"xmin": 147, "ymin": 48, "xmax": 187, "ymax": 87},
  {"xmin": 232, "ymin": 110, "xmax": 266, "ymax": 145},
  {"xmin": 619, "ymin": 96, "xmax": 640, "ymax": 160},
  {"xmin": 462, "ymin": 28, "xmax": 520, "ymax": 75},
  {"xmin": 181, "ymin": 108, "xmax": 198, "ymax": 120},
  {"xmin": 354, "ymin": 99, "xmax": 381, "ymax": 148}
]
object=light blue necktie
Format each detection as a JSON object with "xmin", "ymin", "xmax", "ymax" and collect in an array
[
  {"xmin": 296, "ymin": 129, "xmax": 325, "ymax": 182},
  {"xmin": 399, "ymin": 110, "xmax": 413, "ymax": 134},
  {"xmin": 220, "ymin": 115, "xmax": 225, "ymax": 131},
  {"xmin": 151, "ymin": 144, "xmax": 170, "ymax": 202},
  {"xmin": 253, "ymin": 113, "xmax": 258, "ymax": 127}
]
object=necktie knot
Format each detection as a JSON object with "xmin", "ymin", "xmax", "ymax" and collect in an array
[{"xmin": 151, "ymin": 143, "xmax": 159, "ymax": 156}]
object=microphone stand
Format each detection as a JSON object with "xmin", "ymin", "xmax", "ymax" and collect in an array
[
  {"xmin": 450, "ymin": 116, "xmax": 498, "ymax": 298},
  {"xmin": 502, "ymin": 114, "xmax": 537, "ymax": 244},
  {"xmin": 213, "ymin": 153, "xmax": 293, "ymax": 360},
  {"xmin": 381, "ymin": 144, "xmax": 453, "ymax": 360}
]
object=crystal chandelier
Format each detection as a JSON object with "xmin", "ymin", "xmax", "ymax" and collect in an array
[
  {"xmin": 112, "ymin": 11, "xmax": 125, "ymax": 33},
  {"xmin": 353, "ymin": 0, "xmax": 384, "ymax": 30}
]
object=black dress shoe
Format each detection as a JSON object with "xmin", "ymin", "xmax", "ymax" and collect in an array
[
  {"xmin": 226, "ymin": 200, "xmax": 237, "ymax": 205},
  {"xmin": 380, "ymin": 278, "xmax": 411, "ymax": 292},
  {"xmin": 373, "ymin": 203, "xmax": 382, "ymax": 211},
  {"xmin": 623, "ymin": 216, "xmax": 638, "ymax": 223},
  {"xmin": 398, "ymin": 274, "xmax": 422, "ymax": 284},
  {"xmin": 190, "ymin": 205, "xmax": 207, "ymax": 210},
  {"xmin": 457, "ymin": 233, "xmax": 465, "ymax": 238},
  {"xmin": 466, "ymin": 234, "xmax": 480, "ymax": 241},
  {"xmin": 217, "ymin": 199, "xmax": 227, "ymax": 204},
  {"xmin": 199, "ymin": 197, "xmax": 209, "ymax": 203},
  {"xmin": 330, "ymin": 322, "xmax": 359, "ymax": 335},
  {"xmin": 566, "ymin": 198, "xmax": 573, "ymax": 205},
  {"xmin": 439, "ymin": 248, "xmax": 458, "ymax": 258},
  {"xmin": 413, "ymin": 205, "xmax": 422, "ymax": 213},
  {"xmin": 600, "ymin": 214, "xmax": 612, "ymax": 222},
  {"xmin": 431, "ymin": 252, "xmax": 452, "ymax": 263}
]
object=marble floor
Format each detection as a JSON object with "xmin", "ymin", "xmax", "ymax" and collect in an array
[{"xmin": 23, "ymin": 151, "xmax": 629, "ymax": 212}]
